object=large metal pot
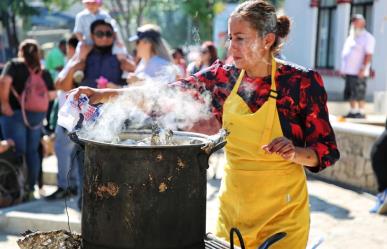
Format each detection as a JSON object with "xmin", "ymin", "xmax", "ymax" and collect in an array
[{"xmin": 71, "ymin": 130, "xmax": 226, "ymax": 249}]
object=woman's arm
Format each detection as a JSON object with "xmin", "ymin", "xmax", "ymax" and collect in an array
[
  {"xmin": 56, "ymin": 45, "xmax": 91, "ymax": 91},
  {"xmin": 55, "ymin": 60, "xmax": 85, "ymax": 91},
  {"xmin": 0, "ymin": 61, "xmax": 15, "ymax": 116},
  {"xmin": 0, "ymin": 75, "xmax": 13, "ymax": 116},
  {"xmin": 300, "ymin": 71, "xmax": 340, "ymax": 171},
  {"xmin": 262, "ymin": 71, "xmax": 339, "ymax": 169},
  {"xmin": 171, "ymin": 60, "xmax": 224, "ymax": 94},
  {"xmin": 69, "ymin": 86, "xmax": 125, "ymax": 104}
]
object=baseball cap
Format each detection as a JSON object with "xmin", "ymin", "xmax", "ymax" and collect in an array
[
  {"xmin": 351, "ymin": 14, "xmax": 365, "ymax": 22},
  {"xmin": 82, "ymin": 0, "xmax": 102, "ymax": 4},
  {"xmin": 128, "ymin": 29, "xmax": 161, "ymax": 43}
]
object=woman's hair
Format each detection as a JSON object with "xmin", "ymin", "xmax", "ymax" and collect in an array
[
  {"xmin": 19, "ymin": 39, "xmax": 42, "ymax": 72},
  {"xmin": 231, "ymin": 0, "xmax": 291, "ymax": 55},
  {"xmin": 138, "ymin": 24, "xmax": 172, "ymax": 62},
  {"xmin": 201, "ymin": 41, "xmax": 218, "ymax": 66},
  {"xmin": 172, "ymin": 48, "xmax": 184, "ymax": 59}
]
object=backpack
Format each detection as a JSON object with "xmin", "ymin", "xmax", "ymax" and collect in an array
[{"xmin": 11, "ymin": 67, "xmax": 49, "ymax": 129}]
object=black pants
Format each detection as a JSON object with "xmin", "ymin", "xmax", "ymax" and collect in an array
[{"xmin": 371, "ymin": 130, "xmax": 387, "ymax": 192}]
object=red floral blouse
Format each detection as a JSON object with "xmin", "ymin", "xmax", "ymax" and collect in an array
[{"xmin": 172, "ymin": 60, "xmax": 340, "ymax": 172}]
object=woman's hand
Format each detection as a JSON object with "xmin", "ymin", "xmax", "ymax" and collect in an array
[
  {"xmin": 262, "ymin": 136, "xmax": 295, "ymax": 160},
  {"xmin": 1, "ymin": 102, "xmax": 14, "ymax": 116},
  {"xmin": 262, "ymin": 137, "xmax": 319, "ymax": 167},
  {"xmin": 68, "ymin": 86, "xmax": 122, "ymax": 105},
  {"xmin": 68, "ymin": 86, "xmax": 102, "ymax": 104}
]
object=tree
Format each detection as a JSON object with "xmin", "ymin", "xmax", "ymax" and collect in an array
[
  {"xmin": 180, "ymin": 0, "xmax": 218, "ymax": 43},
  {"xmin": 0, "ymin": 0, "xmax": 77, "ymax": 58},
  {"xmin": 0, "ymin": 0, "xmax": 37, "ymax": 57},
  {"xmin": 104, "ymin": 0, "xmax": 151, "ymax": 42}
]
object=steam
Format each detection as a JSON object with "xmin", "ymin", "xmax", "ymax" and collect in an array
[{"xmin": 78, "ymin": 67, "xmax": 213, "ymax": 142}]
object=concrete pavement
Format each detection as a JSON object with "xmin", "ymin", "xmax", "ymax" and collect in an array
[{"xmin": 1, "ymin": 156, "xmax": 387, "ymax": 248}]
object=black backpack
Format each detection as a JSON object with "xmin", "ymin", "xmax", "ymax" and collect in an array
[{"xmin": 0, "ymin": 147, "xmax": 25, "ymax": 207}]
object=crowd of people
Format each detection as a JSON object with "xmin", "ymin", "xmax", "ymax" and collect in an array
[{"xmin": 0, "ymin": 0, "xmax": 223, "ymax": 207}]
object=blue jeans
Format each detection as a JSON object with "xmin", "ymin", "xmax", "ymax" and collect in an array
[
  {"xmin": 0, "ymin": 110, "xmax": 45, "ymax": 190},
  {"xmin": 54, "ymin": 125, "xmax": 79, "ymax": 189}
]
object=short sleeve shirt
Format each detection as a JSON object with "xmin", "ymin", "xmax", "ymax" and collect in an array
[
  {"xmin": 45, "ymin": 47, "xmax": 65, "ymax": 79},
  {"xmin": 1, "ymin": 59, "xmax": 54, "ymax": 110},
  {"xmin": 135, "ymin": 56, "xmax": 176, "ymax": 82},
  {"xmin": 341, "ymin": 30, "xmax": 375, "ymax": 77}
]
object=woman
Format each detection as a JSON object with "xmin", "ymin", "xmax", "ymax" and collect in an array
[
  {"xmin": 0, "ymin": 39, "xmax": 56, "ymax": 200},
  {"xmin": 127, "ymin": 24, "xmax": 176, "ymax": 83},
  {"xmin": 172, "ymin": 47, "xmax": 187, "ymax": 80},
  {"xmin": 71, "ymin": 1, "xmax": 339, "ymax": 247},
  {"xmin": 187, "ymin": 41, "xmax": 218, "ymax": 76}
]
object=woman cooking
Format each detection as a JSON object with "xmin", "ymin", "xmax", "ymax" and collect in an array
[{"xmin": 70, "ymin": 0, "xmax": 339, "ymax": 248}]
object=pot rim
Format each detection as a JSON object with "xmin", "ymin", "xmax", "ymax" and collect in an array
[{"xmin": 77, "ymin": 130, "xmax": 211, "ymax": 149}]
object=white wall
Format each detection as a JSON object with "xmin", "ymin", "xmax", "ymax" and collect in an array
[
  {"xmin": 283, "ymin": 0, "xmax": 387, "ymax": 105},
  {"xmin": 334, "ymin": 3, "xmax": 351, "ymax": 71},
  {"xmin": 283, "ymin": 0, "xmax": 318, "ymax": 68},
  {"xmin": 370, "ymin": 0, "xmax": 387, "ymax": 94}
]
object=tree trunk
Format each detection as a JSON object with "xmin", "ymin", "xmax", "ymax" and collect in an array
[
  {"xmin": 136, "ymin": 0, "xmax": 149, "ymax": 27},
  {"xmin": 0, "ymin": 9, "xmax": 18, "ymax": 58},
  {"xmin": 10, "ymin": 11, "xmax": 19, "ymax": 53}
]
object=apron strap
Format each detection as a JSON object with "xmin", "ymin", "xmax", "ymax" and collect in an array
[
  {"xmin": 259, "ymin": 56, "xmax": 278, "ymax": 148},
  {"xmin": 231, "ymin": 69, "xmax": 245, "ymax": 94}
]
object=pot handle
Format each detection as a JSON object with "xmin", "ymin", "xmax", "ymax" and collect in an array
[
  {"xmin": 257, "ymin": 232, "xmax": 287, "ymax": 249},
  {"xmin": 68, "ymin": 131, "xmax": 85, "ymax": 148},
  {"xmin": 201, "ymin": 129, "xmax": 229, "ymax": 155}
]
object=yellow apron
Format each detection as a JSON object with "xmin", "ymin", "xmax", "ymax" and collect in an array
[{"xmin": 216, "ymin": 58, "xmax": 310, "ymax": 249}]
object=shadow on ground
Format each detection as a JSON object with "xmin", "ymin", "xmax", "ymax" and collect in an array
[{"xmin": 309, "ymin": 194, "xmax": 353, "ymax": 220}]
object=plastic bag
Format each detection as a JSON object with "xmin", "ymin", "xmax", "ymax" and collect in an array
[{"xmin": 57, "ymin": 93, "xmax": 100, "ymax": 132}]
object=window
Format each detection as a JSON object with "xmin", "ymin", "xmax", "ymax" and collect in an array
[
  {"xmin": 315, "ymin": 0, "xmax": 337, "ymax": 69},
  {"xmin": 351, "ymin": 0, "xmax": 374, "ymax": 32}
]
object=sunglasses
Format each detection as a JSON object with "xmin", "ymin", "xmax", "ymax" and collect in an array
[{"xmin": 93, "ymin": 30, "xmax": 113, "ymax": 38}]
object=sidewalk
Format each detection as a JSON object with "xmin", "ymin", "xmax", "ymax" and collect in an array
[
  {"xmin": 327, "ymin": 101, "xmax": 386, "ymax": 126},
  {"xmin": 1, "ymin": 153, "xmax": 387, "ymax": 249},
  {"xmin": 1, "ymin": 177, "xmax": 386, "ymax": 249}
]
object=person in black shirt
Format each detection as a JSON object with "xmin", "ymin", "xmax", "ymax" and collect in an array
[
  {"xmin": 370, "ymin": 119, "xmax": 387, "ymax": 214},
  {"xmin": 0, "ymin": 39, "xmax": 56, "ymax": 200}
]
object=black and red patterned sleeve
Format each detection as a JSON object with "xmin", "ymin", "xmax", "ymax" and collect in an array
[
  {"xmin": 169, "ymin": 60, "xmax": 230, "ymax": 121},
  {"xmin": 170, "ymin": 60, "xmax": 225, "ymax": 94},
  {"xmin": 300, "ymin": 71, "xmax": 340, "ymax": 172}
]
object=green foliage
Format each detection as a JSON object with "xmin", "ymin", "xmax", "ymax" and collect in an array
[
  {"xmin": 180, "ymin": 0, "xmax": 218, "ymax": 42},
  {"xmin": 0, "ymin": 0, "xmax": 37, "ymax": 16}
]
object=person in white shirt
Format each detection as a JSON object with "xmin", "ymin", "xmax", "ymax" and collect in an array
[
  {"xmin": 341, "ymin": 14, "xmax": 375, "ymax": 119},
  {"xmin": 127, "ymin": 24, "xmax": 176, "ymax": 83},
  {"xmin": 74, "ymin": 0, "xmax": 127, "ymax": 57}
]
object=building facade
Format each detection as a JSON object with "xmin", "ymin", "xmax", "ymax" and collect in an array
[{"xmin": 283, "ymin": 0, "xmax": 387, "ymax": 112}]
